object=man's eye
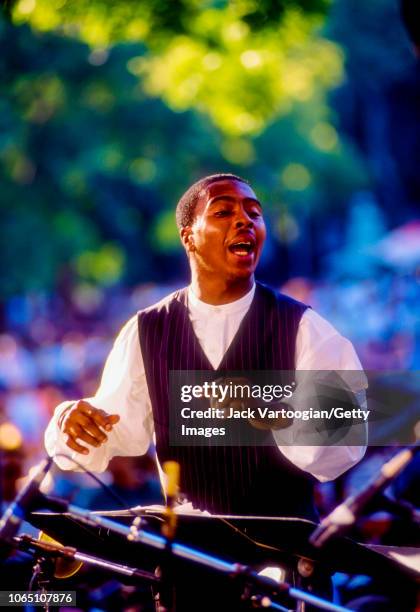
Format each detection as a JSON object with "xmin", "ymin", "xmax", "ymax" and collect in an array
[
  {"xmin": 214, "ymin": 210, "xmax": 230, "ymax": 217},
  {"xmin": 249, "ymin": 211, "xmax": 261, "ymax": 218}
]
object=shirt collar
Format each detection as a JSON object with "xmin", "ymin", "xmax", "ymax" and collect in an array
[{"xmin": 187, "ymin": 283, "xmax": 256, "ymax": 316}]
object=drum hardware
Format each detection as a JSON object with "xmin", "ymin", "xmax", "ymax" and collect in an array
[
  {"xmin": 15, "ymin": 533, "xmax": 160, "ymax": 583},
  {"xmin": 29, "ymin": 555, "xmax": 55, "ymax": 612},
  {"xmin": 12, "ymin": 523, "xmax": 349, "ymax": 612},
  {"xmin": 297, "ymin": 558, "xmax": 315, "ymax": 579},
  {"xmin": 38, "ymin": 531, "xmax": 83, "ymax": 579},
  {"xmin": 249, "ymin": 594, "xmax": 291, "ymax": 611},
  {"xmin": 128, "ymin": 514, "xmax": 143, "ymax": 541},
  {"xmin": 3, "ymin": 453, "xmax": 418, "ymax": 610},
  {"xmin": 44, "ymin": 502, "xmax": 351, "ymax": 611},
  {"xmin": 12, "ymin": 533, "xmax": 160, "ymax": 612}
]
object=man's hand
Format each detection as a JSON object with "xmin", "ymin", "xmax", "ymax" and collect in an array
[
  {"xmin": 209, "ymin": 377, "xmax": 292, "ymax": 431},
  {"xmin": 61, "ymin": 400, "xmax": 120, "ymax": 455},
  {"xmin": 247, "ymin": 409, "xmax": 292, "ymax": 431}
]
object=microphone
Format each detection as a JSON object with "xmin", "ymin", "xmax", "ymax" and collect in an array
[
  {"xmin": 0, "ymin": 457, "xmax": 54, "ymax": 544},
  {"xmin": 310, "ymin": 443, "xmax": 420, "ymax": 548}
]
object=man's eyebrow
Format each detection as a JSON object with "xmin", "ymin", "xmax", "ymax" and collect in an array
[{"xmin": 207, "ymin": 195, "xmax": 262, "ymax": 207}]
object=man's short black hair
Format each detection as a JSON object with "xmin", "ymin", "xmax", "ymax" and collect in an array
[{"xmin": 175, "ymin": 173, "xmax": 250, "ymax": 229}]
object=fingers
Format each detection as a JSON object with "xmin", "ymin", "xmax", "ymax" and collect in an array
[
  {"xmin": 63, "ymin": 411, "xmax": 105, "ymax": 447},
  {"xmin": 71, "ymin": 416, "xmax": 107, "ymax": 446},
  {"xmin": 106, "ymin": 413, "xmax": 120, "ymax": 427},
  {"xmin": 92, "ymin": 410, "xmax": 120, "ymax": 432},
  {"xmin": 77, "ymin": 401, "xmax": 120, "ymax": 431},
  {"xmin": 80, "ymin": 403, "xmax": 120, "ymax": 431},
  {"xmin": 65, "ymin": 434, "xmax": 90, "ymax": 455},
  {"xmin": 61, "ymin": 400, "xmax": 120, "ymax": 455}
]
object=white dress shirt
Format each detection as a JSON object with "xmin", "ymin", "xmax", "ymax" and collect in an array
[{"xmin": 45, "ymin": 284, "xmax": 367, "ymax": 483}]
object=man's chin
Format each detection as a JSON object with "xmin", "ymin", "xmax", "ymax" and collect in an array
[{"xmin": 227, "ymin": 266, "xmax": 256, "ymax": 281}]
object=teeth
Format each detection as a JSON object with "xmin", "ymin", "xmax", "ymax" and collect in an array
[
  {"xmin": 229, "ymin": 239, "xmax": 254, "ymax": 257},
  {"xmin": 230, "ymin": 242, "xmax": 253, "ymax": 256}
]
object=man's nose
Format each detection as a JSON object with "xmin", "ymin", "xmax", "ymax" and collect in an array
[{"xmin": 234, "ymin": 208, "xmax": 253, "ymax": 228}]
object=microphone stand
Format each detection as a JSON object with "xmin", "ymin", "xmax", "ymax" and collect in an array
[
  {"xmin": 310, "ymin": 443, "xmax": 420, "ymax": 548},
  {"xmin": 12, "ymin": 534, "xmax": 159, "ymax": 612},
  {"xmin": 62, "ymin": 503, "xmax": 351, "ymax": 612},
  {"xmin": 15, "ymin": 532, "xmax": 290, "ymax": 612},
  {"xmin": 14, "ymin": 534, "xmax": 160, "ymax": 584},
  {"xmin": 0, "ymin": 455, "xmax": 348, "ymax": 610}
]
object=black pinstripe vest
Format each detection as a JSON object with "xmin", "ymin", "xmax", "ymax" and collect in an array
[{"xmin": 138, "ymin": 282, "xmax": 317, "ymax": 519}]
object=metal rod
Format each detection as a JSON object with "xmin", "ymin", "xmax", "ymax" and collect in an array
[
  {"xmin": 73, "ymin": 551, "xmax": 158, "ymax": 581},
  {"xmin": 289, "ymin": 588, "xmax": 350, "ymax": 612},
  {"xmin": 15, "ymin": 535, "xmax": 159, "ymax": 584},
  {"xmin": 66, "ymin": 505, "xmax": 351, "ymax": 611}
]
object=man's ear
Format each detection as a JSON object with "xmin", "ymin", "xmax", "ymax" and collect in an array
[{"xmin": 180, "ymin": 227, "xmax": 195, "ymax": 252}]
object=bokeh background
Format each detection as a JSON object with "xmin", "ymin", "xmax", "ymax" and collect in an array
[{"xmin": 0, "ymin": 0, "xmax": 419, "ymax": 605}]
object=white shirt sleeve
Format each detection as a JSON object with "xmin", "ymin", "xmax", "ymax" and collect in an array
[
  {"xmin": 44, "ymin": 316, "xmax": 154, "ymax": 472},
  {"xmin": 273, "ymin": 309, "xmax": 367, "ymax": 482}
]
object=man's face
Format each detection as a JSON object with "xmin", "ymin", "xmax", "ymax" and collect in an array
[{"xmin": 183, "ymin": 179, "xmax": 266, "ymax": 281}]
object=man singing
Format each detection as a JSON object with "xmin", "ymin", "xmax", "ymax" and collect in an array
[{"xmin": 45, "ymin": 173, "xmax": 366, "ymax": 520}]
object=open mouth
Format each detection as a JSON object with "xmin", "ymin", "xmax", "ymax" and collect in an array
[{"xmin": 228, "ymin": 241, "xmax": 255, "ymax": 257}]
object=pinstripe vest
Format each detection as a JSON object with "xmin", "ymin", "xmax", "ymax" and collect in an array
[{"xmin": 138, "ymin": 282, "xmax": 317, "ymax": 519}]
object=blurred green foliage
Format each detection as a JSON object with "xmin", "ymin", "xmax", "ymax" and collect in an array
[
  {"xmin": 9, "ymin": 0, "xmax": 341, "ymax": 136},
  {"xmin": 0, "ymin": 1, "xmax": 371, "ymax": 297}
]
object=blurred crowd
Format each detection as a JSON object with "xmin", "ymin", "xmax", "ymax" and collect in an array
[
  {"xmin": 0, "ymin": 273, "xmax": 418, "ymax": 609},
  {"xmin": 0, "ymin": 271, "xmax": 419, "ymax": 505},
  {"xmin": 0, "ymin": 270, "xmax": 419, "ymax": 514},
  {"xmin": 283, "ymin": 271, "xmax": 420, "ymax": 371}
]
